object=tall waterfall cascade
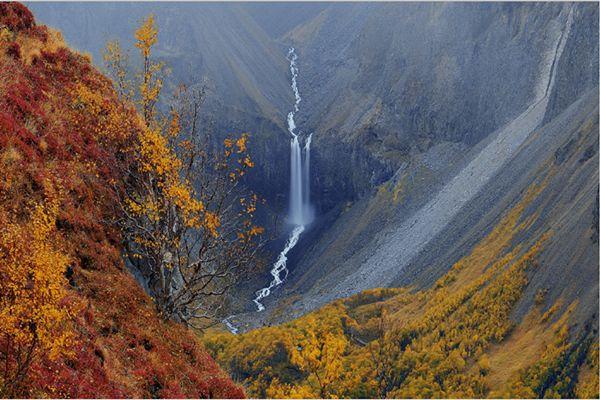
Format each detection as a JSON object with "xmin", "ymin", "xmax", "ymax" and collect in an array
[{"xmin": 253, "ymin": 48, "xmax": 313, "ymax": 312}]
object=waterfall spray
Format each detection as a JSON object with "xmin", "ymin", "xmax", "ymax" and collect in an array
[
  {"xmin": 289, "ymin": 136, "xmax": 304, "ymax": 225},
  {"xmin": 253, "ymin": 47, "xmax": 313, "ymax": 312},
  {"xmin": 303, "ymin": 133, "xmax": 313, "ymax": 222}
]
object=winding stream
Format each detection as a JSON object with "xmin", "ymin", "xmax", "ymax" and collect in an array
[{"xmin": 253, "ymin": 47, "xmax": 313, "ymax": 312}]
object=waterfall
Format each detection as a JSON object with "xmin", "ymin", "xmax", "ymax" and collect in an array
[
  {"xmin": 286, "ymin": 47, "xmax": 312, "ymax": 226},
  {"xmin": 253, "ymin": 47, "xmax": 313, "ymax": 312},
  {"xmin": 303, "ymin": 134, "xmax": 312, "ymax": 222},
  {"xmin": 222, "ymin": 316, "xmax": 239, "ymax": 334},
  {"xmin": 289, "ymin": 47, "xmax": 301, "ymax": 113},
  {"xmin": 289, "ymin": 136, "xmax": 304, "ymax": 225}
]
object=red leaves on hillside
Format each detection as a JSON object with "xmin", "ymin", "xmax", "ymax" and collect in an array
[
  {"xmin": 0, "ymin": 3, "xmax": 244, "ymax": 397},
  {"xmin": 0, "ymin": 2, "xmax": 47, "ymax": 41},
  {"xmin": 0, "ymin": 2, "xmax": 34, "ymax": 31},
  {"xmin": 6, "ymin": 41, "xmax": 19, "ymax": 59}
]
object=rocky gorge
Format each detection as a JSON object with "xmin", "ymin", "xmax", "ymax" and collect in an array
[{"xmin": 29, "ymin": 2, "xmax": 599, "ymax": 334}]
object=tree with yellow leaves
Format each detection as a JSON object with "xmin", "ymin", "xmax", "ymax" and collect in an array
[
  {"xmin": 290, "ymin": 313, "xmax": 349, "ymax": 398},
  {"xmin": 368, "ymin": 308, "xmax": 410, "ymax": 398},
  {"xmin": 0, "ymin": 185, "xmax": 73, "ymax": 397},
  {"xmin": 104, "ymin": 15, "xmax": 264, "ymax": 328}
]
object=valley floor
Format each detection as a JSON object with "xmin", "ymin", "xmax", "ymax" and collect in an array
[
  {"xmin": 205, "ymin": 180, "xmax": 599, "ymax": 397},
  {"xmin": 204, "ymin": 88, "xmax": 599, "ymax": 398}
]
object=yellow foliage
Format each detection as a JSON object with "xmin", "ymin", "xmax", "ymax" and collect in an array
[
  {"xmin": 134, "ymin": 14, "xmax": 163, "ymax": 124},
  {"xmin": 15, "ymin": 28, "xmax": 65, "ymax": 65},
  {"xmin": 71, "ymin": 82, "xmax": 133, "ymax": 144},
  {"xmin": 203, "ymin": 180, "xmax": 588, "ymax": 399},
  {"xmin": 102, "ymin": 14, "xmax": 263, "ymax": 328},
  {"xmin": 289, "ymin": 311, "xmax": 349, "ymax": 398},
  {"xmin": 575, "ymin": 342, "xmax": 599, "ymax": 398},
  {"xmin": 103, "ymin": 40, "xmax": 133, "ymax": 101},
  {"xmin": 235, "ymin": 135, "xmax": 247, "ymax": 153},
  {"xmin": 134, "ymin": 14, "xmax": 158, "ymax": 59},
  {"xmin": 0, "ymin": 190, "xmax": 74, "ymax": 394}
]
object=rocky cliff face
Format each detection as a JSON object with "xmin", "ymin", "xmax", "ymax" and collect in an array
[
  {"xmin": 285, "ymin": 3, "xmax": 597, "ymax": 208},
  {"xmin": 30, "ymin": 3, "xmax": 599, "ymax": 332},
  {"xmin": 545, "ymin": 4, "xmax": 599, "ymax": 123},
  {"xmin": 267, "ymin": 2, "xmax": 598, "ymax": 327}
]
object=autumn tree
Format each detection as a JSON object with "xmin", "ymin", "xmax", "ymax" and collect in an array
[
  {"xmin": 290, "ymin": 313, "xmax": 349, "ymax": 398},
  {"xmin": 368, "ymin": 308, "xmax": 410, "ymax": 398},
  {"xmin": 0, "ymin": 179, "xmax": 73, "ymax": 397},
  {"xmin": 104, "ymin": 15, "xmax": 264, "ymax": 328}
]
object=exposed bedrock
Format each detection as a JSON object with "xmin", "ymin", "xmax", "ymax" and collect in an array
[{"xmin": 29, "ymin": 3, "xmax": 599, "ymax": 329}]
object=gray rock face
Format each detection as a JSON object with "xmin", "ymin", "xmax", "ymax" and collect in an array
[
  {"xmin": 284, "ymin": 3, "xmax": 573, "ymax": 308},
  {"xmin": 28, "ymin": 3, "xmax": 599, "ymax": 329},
  {"xmin": 288, "ymin": 4, "xmax": 576, "ymax": 311},
  {"xmin": 545, "ymin": 3, "xmax": 599, "ymax": 123},
  {"xmin": 266, "ymin": 3, "xmax": 598, "ymax": 325},
  {"xmin": 290, "ymin": 4, "xmax": 584, "ymax": 202}
]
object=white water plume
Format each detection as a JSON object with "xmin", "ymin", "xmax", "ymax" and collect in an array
[
  {"xmin": 289, "ymin": 47, "xmax": 301, "ymax": 113},
  {"xmin": 303, "ymin": 133, "xmax": 313, "ymax": 221},
  {"xmin": 253, "ymin": 47, "xmax": 313, "ymax": 312},
  {"xmin": 222, "ymin": 316, "xmax": 239, "ymax": 334},
  {"xmin": 253, "ymin": 225, "xmax": 305, "ymax": 311}
]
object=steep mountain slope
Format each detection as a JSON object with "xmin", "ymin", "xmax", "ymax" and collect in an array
[
  {"xmin": 237, "ymin": 3, "xmax": 327, "ymax": 40},
  {"xmin": 262, "ymin": 3, "xmax": 598, "ymax": 322},
  {"xmin": 0, "ymin": 4, "xmax": 242, "ymax": 397},
  {"xmin": 294, "ymin": 3, "xmax": 575, "ymax": 308}
]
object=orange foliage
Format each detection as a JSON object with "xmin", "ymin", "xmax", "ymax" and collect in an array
[
  {"xmin": 204, "ymin": 181, "xmax": 594, "ymax": 399},
  {"xmin": 0, "ymin": 187, "xmax": 73, "ymax": 396},
  {"xmin": 0, "ymin": 4, "xmax": 243, "ymax": 397}
]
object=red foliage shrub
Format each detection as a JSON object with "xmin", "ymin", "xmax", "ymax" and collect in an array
[
  {"xmin": 30, "ymin": 339, "xmax": 127, "ymax": 398},
  {"xmin": 6, "ymin": 41, "xmax": 20, "ymax": 59},
  {"xmin": 0, "ymin": 3, "xmax": 244, "ymax": 398},
  {"xmin": 0, "ymin": 2, "xmax": 34, "ymax": 31},
  {"xmin": 29, "ymin": 24, "xmax": 48, "ymax": 41}
]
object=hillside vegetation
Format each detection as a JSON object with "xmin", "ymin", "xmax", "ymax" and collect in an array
[
  {"xmin": 0, "ymin": 3, "xmax": 244, "ymax": 397},
  {"xmin": 204, "ymin": 177, "xmax": 599, "ymax": 398},
  {"xmin": 0, "ymin": 3, "xmax": 597, "ymax": 399}
]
